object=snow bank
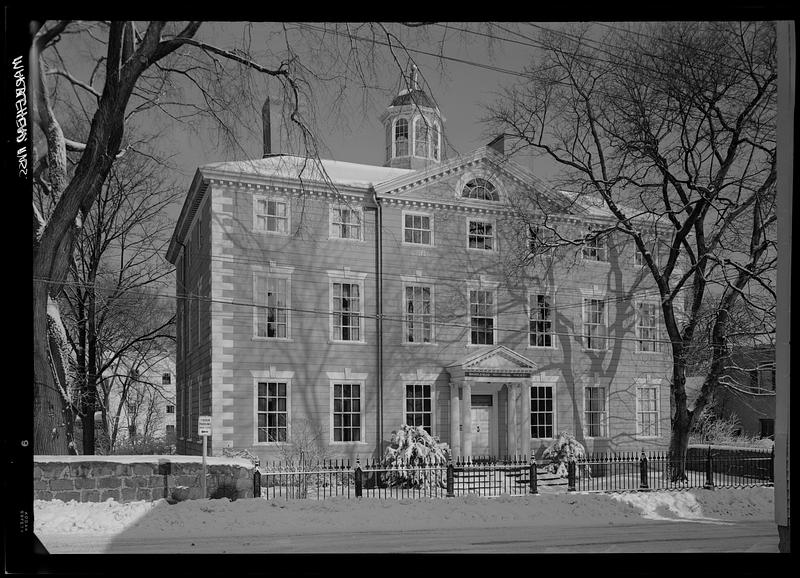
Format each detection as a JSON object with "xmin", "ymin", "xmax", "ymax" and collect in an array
[{"xmin": 34, "ymin": 487, "xmax": 774, "ymax": 540}]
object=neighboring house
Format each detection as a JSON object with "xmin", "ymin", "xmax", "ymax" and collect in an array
[
  {"xmin": 688, "ymin": 346, "xmax": 776, "ymax": 439},
  {"xmin": 105, "ymin": 358, "xmax": 177, "ymax": 445},
  {"xmin": 166, "ymin": 73, "xmax": 676, "ymax": 461}
]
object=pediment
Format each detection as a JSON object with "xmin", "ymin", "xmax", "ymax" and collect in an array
[
  {"xmin": 374, "ymin": 147, "xmax": 570, "ymax": 214},
  {"xmin": 449, "ymin": 345, "xmax": 537, "ymax": 372}
]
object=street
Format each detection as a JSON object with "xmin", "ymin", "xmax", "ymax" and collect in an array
[{"xmin": 38, "ymin": 519, "xmax": 778, "ymax": 554}]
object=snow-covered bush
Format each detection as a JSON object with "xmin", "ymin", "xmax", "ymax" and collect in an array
[
  {"xmin": 381, "ymin": 425, "xmax": 450, "ymax": 488},
  {"xmin": 542, "ymin": 432, "xmax": 590, "ymax": 478}
]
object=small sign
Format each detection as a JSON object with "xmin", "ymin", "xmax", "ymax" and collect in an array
[{"xmin": 198, "ymin": 415, "xmax": 212, "ymax": 437}]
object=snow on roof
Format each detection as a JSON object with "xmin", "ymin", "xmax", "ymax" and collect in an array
[
  {"xmin": 201, "ymin": 155, "xmax": 416, "ymax": 189},
  {"xmin": 559, "ymin": 191, "xmax": 643, "ymax": 220},
  {"xmin": 34, "ymin": 455, "xmax": 254, "ymax": 468}
]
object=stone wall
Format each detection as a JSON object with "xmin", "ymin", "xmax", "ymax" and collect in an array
[{"xmin": 33, "ymin": 456, "xmax": 256, "ymax": 503}]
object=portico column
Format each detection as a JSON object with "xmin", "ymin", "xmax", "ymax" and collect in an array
[
  {"xmin": 520, "ymin": 380, "xmax": 532, "ymax": 460},
  {"xmin": 506, "ymin": 384, "xmax": 518, "ymax": 457},
  {"xmin": 449, "ymin": 382, "xmax": 461, "ymax": 458},
  {"xmin": 461, "ymin": 380, "xmax": 473, "ymax": 458}
]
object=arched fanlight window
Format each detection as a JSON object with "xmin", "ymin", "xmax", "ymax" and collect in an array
[
  {"xmin": 414, "ymin": 117, "xmax": 429, "ymax": 158},
  {"xmin": 462, "ymin": 178, "xmax": 499, "ymax": 201},
  {"xmin": 394, "ymin": 118, "xmax": 409, "ymax": 157}
]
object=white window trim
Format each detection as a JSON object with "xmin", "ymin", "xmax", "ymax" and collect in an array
[
  {"xmin": 529, "ymin": 375, "xmax": 558, "ymax": 440},
  {"xmin": 401, "ymin": 378, "xmax": 437, "ymax": 436},
  {"xmin": 455, "ymin": 170, "xmax": 505, "ymax": 202},
  {"xmin": 466, "ymin": 279, "xmax": 499, "ymax": 347},
  {"xmin": 412, "ymin": 115, "xmax": 438, "ymax": 159},
  {"xmin": 251, "ymin": 368, "xmax": 295, "ymax": 446},
  {"xmin": 634, "ymin": 378, "xmax": 661, "ymax": 439},
  {"xmin": 392, "ymin": 117, "xmax": 410, "ymax": 158},
  {"xmin": 582, "ymin": 383, "xmax": 610, "ymax": 439},
  {"xmin": 581, "ymin": 289, "xmax": 608, "ymax": 352},
  {"xmin": 252, "ymin": 264, "xmax": 294, "ymax": 341},
  {"xmin": 329, "ymin": 204, "xmax": 365, "ymax": 242},
  {"xmin": 582, "ymin": 231, "xmax": 609, "ymax": 263},
  {"xmin": 327, "ymin": 370, "xmax": 368, "ymax": 445},
  {"xmin": 401, "ymin": 282, "xmax": 436, "ymax": 345},
  {"xmin": 465, "ymin": 216, "xmax": 498, "ymax": 253},
  {"xmin": 527, "ymin": 290, "xmax": 557, "ymax": 350},
  {"xmin": 401, "ymin": 209, "xmax": 434, "ymax": 247},
  {"xmin": 634, "ymin": 298, "xmax": 663, "ymax": 354},
  {"xmin": 253, "ymin": 192, "xmax": 291, "ymax": 236},
  {"xmin": 327, "ymin": 270, "xmax": 368, "ymax": 344}
]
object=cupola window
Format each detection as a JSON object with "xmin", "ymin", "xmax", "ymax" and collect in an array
[
  {"xmin": 394, "ymin": 118, "xmax": 409, "ymax": 157},
  {"xmin": 414, "ymin": 117, "xmax": 429, "ymax": 158},
  {"xmin": 462, "ymin": 178, "xmax": 499, "ymax": 201}
]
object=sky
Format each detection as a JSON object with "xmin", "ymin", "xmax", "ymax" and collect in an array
[{"xmin": 145, "ymin": 23, "xmax": 558, "ymax": 197}]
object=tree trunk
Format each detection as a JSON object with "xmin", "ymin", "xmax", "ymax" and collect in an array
[
  {"xmin": 33, "ymin": 288, "xmax": 72, "ymax": 454},
  {"xmin": 82, "ymin": 286, "xmax": 98, "ymax": 454}
]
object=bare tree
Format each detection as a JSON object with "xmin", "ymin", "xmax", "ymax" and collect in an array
[{"xmin": 485, "ymin": 21, "xmax": 776, "ymax": 478}]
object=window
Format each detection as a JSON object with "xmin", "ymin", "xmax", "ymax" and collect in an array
[
  {"xmin": 583, "ymin": 234, "xmax": 608, "ymax": 261},
  {"xmin": 529, "ymin": 294, "xmax": 554, "ymax": 348},
  {"xmin": 530, "ymin": 385, "xmax": 554, "ymax": 438},
  {"xmin": 405, "ymin": 384, "xmax": 432, "ymax": 434},
  {"xmin": 636, "ymin": 302, "xmax": 661, "ymax": 352},
  {"xmin": 414, "ymin": 117, "xmax": 429, "ymax": 158},
  {"xmin": 469, "ymin": 289, "xmax": 495, "ymax": 345},
  {"xmin": 462, "ymin": 178, "xmax": 499, "ymax": 201},
  {"xmin": 584, "ymin": 386, "xmax": 607, "ymax": 437},
  {"xmin": 431, "ymin": 123, "xmax": 440, "ymax": 161},
  {"xmin": 330, "ymin": 206, "xmax": 362, "ymax": 240},
  {"xmin": 166, "ymin": 424, "xmax": 175, "ymax": 436},
  {"xmin": 760, "ymin": 419, "xmax": 775, "ymax": 439},
  {"xmin": 636, "ymin": 386, "xmax": 659, "ymax": 437},
  {"xmin": 467, "ymin": 219, "xmax": 495, "ymax": 251},
  {"xmin": 332, "ymin": 383, "xmax": 361, "ymax": 442},
  {"xmin": 166, "ymin": 405, "xmax": 175, "ymax": 414},
  {"xmin": 332, "ymin": 282, "xmax": 362, "ymax": 341},
  {"xmin": 257, "ymin": 381, "xmax": 288, "ymax": 442},
  {"xmin": 255, "ymin": 275, "xmax": 290, "ymax": 339},
  {"xmin": 404, "ymin": 285, "xmax": 433, "ymax": 343},
  {"xmin": 749, "ymin": 365, "xmax": 776, "ymax": 392},
  {"xmin": 254, "ymin": 196, "xmax": 289, "ymax": 235},
  {"xmin": 403, "ymin": 212, "xmax": 432, "ymax": 245},
  {"xmin": 394, "ymin": 118, "xmax": 409, "ymax": 157},
  {"xmin": 583, "ymin": 298, "xmax": 607, "ymax": 350},
  {"xmin": 162, "ymin": 373, "xmax": 171, "ymax": 385},
  {"xmin": 195, "ymin": 276, "xmax": 202, "ymax": 347}
]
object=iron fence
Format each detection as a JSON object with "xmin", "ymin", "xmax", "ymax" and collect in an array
[
  {"xmin": 566, "ymin": 447, "xmax": 774, "ymax": 492},
  {"xmin": 253, "ymin": 447, "xmax": 774, "ymax": 500},
  {"xmin": 255, "ymin": 455, "xmax": 537, "ymax": 500}
]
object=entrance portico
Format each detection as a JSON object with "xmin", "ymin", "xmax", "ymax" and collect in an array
[{"xmin": 446, "ymin": 346, "xmax": 537, "ymax": 459}]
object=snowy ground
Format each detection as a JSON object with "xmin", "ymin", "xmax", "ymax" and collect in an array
[{"xmin": 35, "ymin": 486, "xmax": 775, "ymax": 553}]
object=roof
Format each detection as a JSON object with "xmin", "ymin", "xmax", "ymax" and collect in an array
[
  {"xmin": 389, "ymin": 88, "xmax": 438, "ymax": 109},
  {"xmin": 201, "ymin": 155, "xmax": 416, "ymax": 189}
]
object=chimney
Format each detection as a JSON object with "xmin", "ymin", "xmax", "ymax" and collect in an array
[
  {"xmin": 262, "ymin": 96, "xmax": 272, "ymax": 157},
  {"xmin": 488, "ymin": 134, "xmax": 505, "ymax": 156}
]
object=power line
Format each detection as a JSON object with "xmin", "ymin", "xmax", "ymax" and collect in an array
[{"xmin": 37, "ymin": 274, "xmax": 771, "ymax": 348}]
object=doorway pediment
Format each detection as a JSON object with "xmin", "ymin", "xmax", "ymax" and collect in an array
[{"xmin": 446, "ymin": 345, "xmax": 537, "ymax": 380}]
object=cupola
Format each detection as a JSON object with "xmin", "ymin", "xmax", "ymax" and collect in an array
[{"xmin": 381, "ymin": 65, "xmax": 445, "ymax": 170}]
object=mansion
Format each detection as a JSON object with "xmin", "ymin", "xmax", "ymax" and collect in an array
[{"xmin": 166, "ymin": 77, "xmax": 674, "ymax": 461}]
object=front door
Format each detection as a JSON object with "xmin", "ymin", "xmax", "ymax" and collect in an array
[{"xmin": 470, "ymin": 394, "xmax": 492, "ymax": 456}]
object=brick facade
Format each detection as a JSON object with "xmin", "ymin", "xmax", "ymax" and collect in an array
[{"xmin": 167, "ymin": 89, "xmax": 675, "ymax": 463}]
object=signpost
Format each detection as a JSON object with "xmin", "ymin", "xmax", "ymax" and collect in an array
[{"xmin": 198, "ymin": 416, "xmax": 212, "ymax": 499}]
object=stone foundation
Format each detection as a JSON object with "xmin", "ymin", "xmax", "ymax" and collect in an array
[{"xmin": 33, "ymin": 456, "xmax": 256, "ymax": 503}]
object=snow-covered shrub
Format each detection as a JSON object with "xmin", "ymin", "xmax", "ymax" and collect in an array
[
  {"xmin": 381, "ymin": 425, "xmax": 450, "ymax": 488},
  {"xmin": 542, "ymin": 431, "xmax": 590, "ymax": 478}
]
